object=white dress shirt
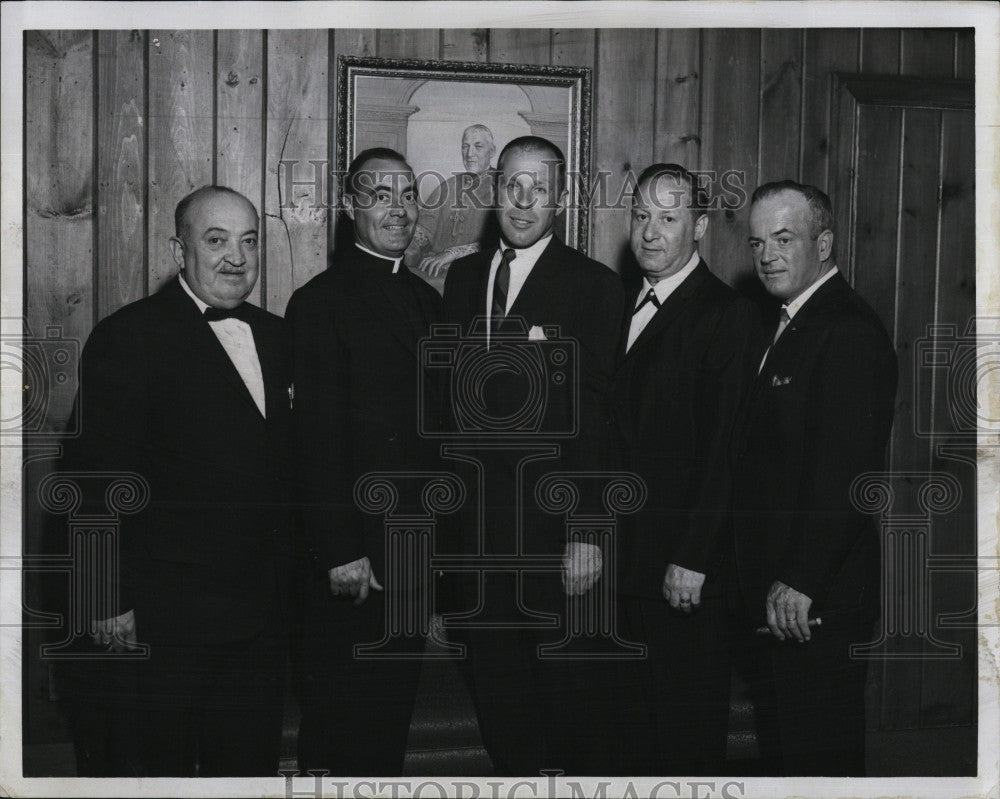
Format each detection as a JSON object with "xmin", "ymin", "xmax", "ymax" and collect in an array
[
  {"xmin": 179, "ymin": 274, "xmax": 267, "ymax": 417},
  {"xmin": 758, "ymin": 265, "xmax": 840, "ymax": 374},
  {"xmin": 355, "ymin": 241, "xmax": 402, "ymax": 272},
  {"xmin": 484, "ymin": 234, "xmax": 553, "ymax": 346},
  {"xmin": 625, "ymin": 250, "xmax": 701, "ymax": 352}
]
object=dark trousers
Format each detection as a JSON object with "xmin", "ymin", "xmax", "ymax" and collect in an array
[
  {"xmin": 456, "ymin": 574, "xmax": 638, "ymax": 776},
  {"xmin": 741, "ymin": 613, "xmax": 871, "ymax": 776},
  {"xmin": 620, "ymin": 593, "xmax": 732, "ymax": 775},
  {"xmin": 136, "ymin": 631, "xmax": 285, "ymax": 776},
  {"xmin": 296, "ymin": 584, "xmax": 424, "ymax": 776}
]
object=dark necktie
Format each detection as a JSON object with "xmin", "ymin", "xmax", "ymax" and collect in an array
[
  {"xmin": 203, "ymin": 304, "xmax": 251, "ymax": 323},
  {"xmin": 633, "ymin": 287, "xmax": 661, "ymax": 315},
  {"xmin": 491, "ymin": 248, "xmax": 515, "ymax": 333}
]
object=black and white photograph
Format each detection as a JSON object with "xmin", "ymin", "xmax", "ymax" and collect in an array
[{"xmin": 1, "ymin": 2, "xmax": 997, "ymax": 798}]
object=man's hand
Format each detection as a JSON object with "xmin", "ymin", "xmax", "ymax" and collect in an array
[
  {"xmin": 765, "ymin": 580, "xmax": 813, "ymax": 641},
  {"xmin": 419, "ymin": 252, "xmax": 457, "ymax": 278},
  {"xmin": 662, "ymin": 563, "xmax": 705, "ymax": 613},
  {"xmin": 562, "ymin": 542, "xmax": 603, "ymax": 596},
  {"xmin": 90, "ymin": 609, "xmax": 137, "ymax": 652},
  {"xmin": 328, "ymin": 556, "xmax": 383, "ymax": 606}
]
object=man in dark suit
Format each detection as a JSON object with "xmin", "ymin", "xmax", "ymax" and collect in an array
[
  {"xmin": 60, "ymin": 185, "xmax": 294, "ymax": 776},
  {"xmin": 441, "ymin": 136, "xmax": 625, "ymax": 775},
  {"xmin": 732, "ymin": 180, "xmax": 897, "ymax": 775},
  {"xmin": 286, "ymin": 148, "xmax": 441, "ymax": 775},
  {"xmin": 609, "ymin": 163, "xmax": 757, "ymax": 774}
]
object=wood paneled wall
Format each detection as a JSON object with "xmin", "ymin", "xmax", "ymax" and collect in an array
[{"xmin": 24, "ymin": 27, "xmax": 977, "ymax": 754}]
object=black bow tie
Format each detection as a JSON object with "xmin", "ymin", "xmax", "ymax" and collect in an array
[
  {"xmin": 204, "ymin": 304, "xmax": 251, "ymax": 323},
  {"xmin": 633, "ymin": 287, "xmax": 661, "ymax": 315}
]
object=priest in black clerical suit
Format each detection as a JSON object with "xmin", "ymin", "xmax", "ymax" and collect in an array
[
  {"xmin": 286, "ymin": 148, "xmax": 442, "ymax": 775},
  {"xmin": 59, "ymin": 186, "xmax": 294, "ymax": 776}
]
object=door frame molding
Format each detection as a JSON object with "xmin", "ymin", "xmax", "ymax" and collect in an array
[{"xmin": 829, "ymin": 73, "xmax": 974, "ymax": 283}]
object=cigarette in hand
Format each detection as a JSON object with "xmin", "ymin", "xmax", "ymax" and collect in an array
[{"xmin": 754, "ymin": 617, "xmax": 823, "ymax": 635}]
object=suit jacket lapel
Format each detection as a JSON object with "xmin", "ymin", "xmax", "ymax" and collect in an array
[
  {"xmin": 504, "ymin": 237, "xmax": 562, "ymax": 333},
  {"xmin": 622, "ymin": 261, "xmax": 710, "ymax": 361},
  {"xmin": 248, "ymin": 313, "xmax": 285, "ymax": 420},
  {"xmin": 164, "ymin": 279, "xmax": 263, "ymax": 415}
]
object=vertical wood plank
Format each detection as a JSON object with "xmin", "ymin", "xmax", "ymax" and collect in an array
[
  {"xmin": 216, "ymin": 30, "xmax": 265, "ymax": 307},
  {"xmin": 332, "ymin": 30, "xmax": 377, "ymax": 254},
  {"xmin": 801, "ymin": 29, "xmax": 859, "ymax": 190},
  {"xmin": 955, "ymin": 29, "xmax": 974, "ymax": 79},
  {"xmin": 852, "ymin": 105, "xmax": 901, "ymax": 336},
  {"xmin": 147, "ymin": 30, "xmax": 214, "ymax": 292},
  {"xmin": 901, "ymin": 29, "xmax": 956, "ymax": 77},
  {"xmin": 24, "ymin": 31, "xmax": 95, "ymax": 431},
  {"xmin": 264, "ymin": 30, "xmax": 329, "ymax": 314},
  {"xmin": 490, "ymin": 29, "xmax": 550, "ymax": 66},
  {"xmin": 861, "ymin": 29, "xmax": 900, "ymax": 74},
  {"xmin": 441, "ymin": 29, "xmax": 489, "ymax": 62},
  {"xmin": 759, "ymin": 29, "xmax": 802, "ymax": 185},
  {"xmin": 921, "ymin": 108, "xmax": 976, "ymax": 729},
  {"xmin": 591, "ymin": 29, "xmax": 656, "ymax": 273},
  {"xmin": 655, "ymin": 29, "xmax": 701, "ymax": 168},
  {"xmin": 376, "ymin": 29, "xmax": 439, "ymax": 60},
  {"xmin": 96, "ymin": 30, "xmax": 146, "ymax": 318},
  {"xmin": 699, "ymin": 29, "xmax": 760, "ymax": 287},
  {"xmin": 550, "ymin": 28, "xmax": 595, "ymax": 69}
]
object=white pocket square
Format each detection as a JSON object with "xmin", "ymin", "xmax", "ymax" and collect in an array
[
  {"xmin": 771, "ymin": 375, "xmax": 793, "ymax": 387},
  {"xmin": 527, "ymin": 325, "xmax": 547, "ymax": 341}
]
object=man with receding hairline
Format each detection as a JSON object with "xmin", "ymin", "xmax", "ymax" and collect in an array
[
  {"xmin": 61, "ymin": 185, "xmax": 294, "ymax": 775},
  {"xmin": 732, "ymin": 179, "xmax": 896, "ymax": 775},
  {"xmin": 609, "ymin": 163, "xmax": 758, "ymax": 774}
]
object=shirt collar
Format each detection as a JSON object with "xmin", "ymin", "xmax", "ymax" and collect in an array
[
  {"xmin": 782, "ymin": 265, "xmax": 839, "ymax": 320},
  {"xmin": 498, "ymin": 233, "xmax": 553, "ymax": 272},
  {"xmin": 354, "ymin": 242, "xmax": 402, "ymax": 273},
  {"xmin": 179, "ymin": 273, "xmax": 210, "ymax": 313},
  {"xmin": 637, "ymin": 250, "xmax": 701, "ymax": 307}
]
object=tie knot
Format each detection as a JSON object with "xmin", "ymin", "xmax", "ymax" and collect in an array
[
  {"xmin": 500, "ymin": 248, "xmax": 516, "ymax": 265},
  {"xmin": 633, "ymin": 287, "xmax": 661, "ymax": 315},
  {"xmin": 780, "ymin": 307, "xmax": 791, "ymax": 324},
  {"xmin": 204, "ymin": 304, "xmax": 250, "ymax": 323}
]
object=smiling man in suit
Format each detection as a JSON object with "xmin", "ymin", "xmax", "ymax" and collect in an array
[
  {"xmin": 609, "ymin": 163, "xmax": 757, "ymax": 774},
  {"xmin": 441, "ymin": 136, "xmax": 624, "ymax": 775},
  {"xmin": 286, "ymin": 147, "xmax": 441, "ymax": 775},
  {"xmin": 61, "ymin": 186, "xmax": 294, "ymax": 776},
  {"xmin": 733, "ymin": 180, "xmax": 897, "ymax": 775}
]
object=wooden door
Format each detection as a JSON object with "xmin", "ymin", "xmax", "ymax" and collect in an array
[{"xmin": 831, "ymin": 73, "xmax": 976, "ymax": 772}]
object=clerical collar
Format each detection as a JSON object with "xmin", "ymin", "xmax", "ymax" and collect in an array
[{"xmin": 354, "ymin": 242, "xmax": 402, "ymax": 274}]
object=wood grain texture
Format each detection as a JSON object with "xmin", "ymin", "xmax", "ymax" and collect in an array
[
  {"xmin": 591, "ymin": 29, "xmax": 657, "ymax": 273},
  {"xmin": 921, "ymin": 108, "xmax": 976, "ymax": 730},
  {"xmin": 800, "ymin": 29, "xmax": 859, "ymax": 190},
  {"xmin": 550, "ymin": 28, "xmax": 595, "ymax": 68},
  {"xmin": 861, "ymin": 28, "xmax": 900, "ymax": 74},
  {"xmin": 441, "ymin": 29, "xmax": 489, "ymax": 62},
  {"xmin": 759, "ymin": 29, "xmax": 802, "ymax": 185},
  {"xmin": 699, "ymin": 29, "xmax": 760, "ymax": 287},
  {"xmin": 147, "ymin": 30, "xmax": 213, "ymax": 292},
  {"xmin": 655, "ymin": 29, "xmax": 700, "ymax": 168},
  {"xmin": 264, "ymin": 29, "xmax": 329, "ymax": 315},
  {"xmin": 331, "ymin": 30, "xmax": 377, "ymax": 253},
  {"xmin": 96, "ymin": 30, "xmax": 145, "ymax": 318},
  {"xmin": 216, "ymin": 30, "xmax": 265, "ymax": 306},
  {"xmin": 24, "ymin": 30, "xmax": 95, "ymax": 432},
  {"xmin": 901, "ymin": 29, "xmax": 955, "ymax": 77},
  {"xmin": 377, "ymin": 29, "xmax": 438, "ymax": 60},
  {"xmin": 490, "ymin": 29, "xmax": 550, "ymax": 66}
]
